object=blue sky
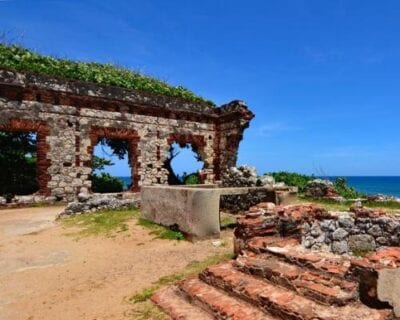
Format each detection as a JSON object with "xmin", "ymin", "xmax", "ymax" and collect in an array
[{"xmin": 2, "ymin": 0, "xmax": 400, "ymax": 176}]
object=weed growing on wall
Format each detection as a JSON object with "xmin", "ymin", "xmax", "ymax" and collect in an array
[{"xmin": 0, "ymin": 44, "xmax": 215, "ymax": 106}]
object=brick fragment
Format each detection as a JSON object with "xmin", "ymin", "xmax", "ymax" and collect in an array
[
  {"xmin": 151, "ymin": 285, "xmax": 214, "ymax": 320},
  {"xmin": 179, "ymin": 277, "xmax": 276, "ymax": 320},
  {"xmin": 235, "ymin": 251, "xmax": 358, "ymax": 306},
  {"xmin": 200, "ymin": 261, "xmax": 390, "ymax": 320}
]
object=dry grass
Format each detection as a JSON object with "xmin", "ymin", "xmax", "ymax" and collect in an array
[
  {"xmin": 62, "ymin": 207, "xmax": 139, "ymax": 238},
  {"xmin": 130, "ymin": 252, "xmax": 234, "ymax": 303},
  {"xmin": 130, "ymin": 301, "xmax": 167, "ymax": 320}
]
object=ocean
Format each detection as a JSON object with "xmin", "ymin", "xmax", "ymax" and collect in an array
[
  {"xmin": 326, "ymin": 176, "xmax": 400, "ymax": 198},
  {"xmin": 117, "ymin": 176, "xmax": 132, "ymax": 190},
  {"xmin": 117, "ymin": 176, "xmax": 400, "ymax": 198}
]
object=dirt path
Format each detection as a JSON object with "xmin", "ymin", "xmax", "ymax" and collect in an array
[{"xmin": 0, "ymin": 207, "xmax": 232, "ymax": 320}]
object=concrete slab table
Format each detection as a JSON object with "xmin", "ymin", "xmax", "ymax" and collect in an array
[{"xmin": 140, "ymin": 185, "xmax": 275, "ymax": 240}]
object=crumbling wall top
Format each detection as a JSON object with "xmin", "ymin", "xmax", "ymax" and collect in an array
[{"xmin": 0, "ymin": 69, "xmax": 254, "ymax": 121}]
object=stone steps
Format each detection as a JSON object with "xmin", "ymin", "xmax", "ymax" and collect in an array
[
  {"xmin": 199, "ymin": 261, "xmax": 392, "ymax": 320},
  {"xmin": 179, "ymin": 277, "xmax": 277, "ymax": 320},
  {"xmin": 151, "ymin": 285, "xmax": 214, "ymax": 320},
  {"xmin": 152, "ymin": 234, "xmax": 395, "ymax": 319},
  {"xmin": 247, "ymin": 236, "xmax": 352, "ymax": 279},
  {"xmin": 235, "ymin": 250, "xmax": 358, "ymax": 306}
]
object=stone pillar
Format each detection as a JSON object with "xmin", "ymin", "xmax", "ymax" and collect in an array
[{"xmin": 44, "ymin": 114, "xmax": 81, "ymax": 201}]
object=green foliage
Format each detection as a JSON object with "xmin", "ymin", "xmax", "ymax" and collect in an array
[
  {"xmin": 352, "ymin": 248, "xmax": 372, "ymax": 257},
  {"xmin": 298, "ymin": 196, "xmax": 353, "ymax": 211},
  {"xmin": 0, "ymin": 131, "xmax": 38, "ymax": 198},
  {"xmin": 267, "ymin": 172, "xmax": 365, "ymax": 199},
  {"xmin": 267, "ymin": 171, "xmax": 314, "ymax": 192},
  {"xmin": 137, "ymin": 218, "xmax": 185, "ymax": 240},
  {"xmin": 333, "ymin": 177, "xmax": 363, "ymax": 199},
  {"xmin": 363, "ymin": 200, "xmax": 400, "ymax": 210},
  {"xmin": 62, "ymin": 207, "xmax": 139, "ymax": 237},
  {"xmin": 92, "ymin": 155, "xmax": 114, "ymax": 171},
  {"xmin": 220, "ymin": 212, "xmax": 236, "ymax": 229},
  {"xmin": 298, "ymin": 196, "xmax": 400, "ymax": 213},
  {"xmin": 97, "ymin": 138, "xmax": 128, "ymax": 160},
  {"xmin": 163, "ymin": 143, "xmax": 203, "ymax": 185},
  {"xmin": 91, "ymin": 155, "xmax": 124, "ymax": 193},
  {"xmin": 0, "ymin": 44, "xmax": 215, "ymax": 106},
  {"xmin": 91, "ymin": 172, "xmax": 124, "ymax": 193},
  {"xmin": 182, "ymin": 172, "xmax": 200, "ymax": 185},
  {"xmin": 130, "ymin": 301, "xmax": 167, "ymax": 320},
  {"xmin": 130, "ymin": 252, "xmax": 234, "ymax": 303}
]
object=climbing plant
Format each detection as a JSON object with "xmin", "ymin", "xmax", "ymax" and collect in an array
[
  {"xmin": 0, "ymin": 44, "xmax": 215, "ymax": 106},
  {"xmin": 0, "ymin": 131, "xmax": 38, "ymax": 198}
]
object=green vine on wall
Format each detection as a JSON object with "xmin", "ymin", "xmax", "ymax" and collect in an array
[{"xmin": 0, "ymin": 44, "xmax": 215, "ymax": 106}]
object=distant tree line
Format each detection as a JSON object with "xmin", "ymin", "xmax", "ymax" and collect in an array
[{"xmin": 0, "ymin": 132, "xmax": 38, "ymax": 199}]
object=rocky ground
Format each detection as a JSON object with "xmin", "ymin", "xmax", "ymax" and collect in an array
[
  {"xmin": 153, "ymin": 202, "xmax": 399, "ymax": 319},
  {"xmin": 0, "ymin": 206, "xmax": 232, "ymax": 320}
]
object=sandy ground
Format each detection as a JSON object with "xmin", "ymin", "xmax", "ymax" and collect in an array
[{"xmin": 0, "ymin": 206, "xmax": 233, "ymax": 320}]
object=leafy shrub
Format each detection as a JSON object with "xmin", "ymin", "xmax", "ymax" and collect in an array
[
  {"xmin": 91, "ymin": 155, "xmax": 125, "ymax": 193},
  {"xmin": 0, "ymin": 131, "xmax": 38, "ymax": 198},
  {"xmin": 267, "ymin": 171, "xmax": 314, "ymax": 192},
  {"xmin": 183, "ymin": 172, "xmax": 200, "ymax": 185},
  {"xmin": 137, "ymin": 218, "xmax": 185, "ymax": 240},
  {"xmin": 0, "ymin": 44, "xmax": 215, "ymax": 106},
  {"xmin": 333, "ymin": 177, "xmax": 363, "ymax": 199},
  {"xmin": 91, "ymin": 172, "xmax": 124, "ymax": 193}
]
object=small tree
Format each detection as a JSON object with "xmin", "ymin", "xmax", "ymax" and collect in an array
[
  {"xmin": 91, "ymin": 155, "xmax": 124, "ymax": 193},
  {"xmin": 0, "ymin": 131, "xmax": 38, "ymax": 199},
  {"xmin": 163, "ymin": 143, "xmax": 203, "ymax": 185}
]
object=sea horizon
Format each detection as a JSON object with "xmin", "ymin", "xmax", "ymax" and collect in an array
[
  {"xmin": 324, "ymin": 176, "xmax": 400, "ymax": 198},
  {"xmin": 116, "ymin": 175, "xmax": 400, "ymax": 198}
]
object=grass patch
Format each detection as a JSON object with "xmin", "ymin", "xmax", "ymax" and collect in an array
[
  {"xmin": 295, "ymin": 196, "xmax": 400, "ymax": 213},
  {"xmin": 130, "ymin": 252, "xmax": 234, "ymax": 303},
  {"xmin": 352, "ymin": 248, "xmax": 373, "ymax": 257},
  {"xmin": 0, "ymin": 44, "xmax": 214, "ymax": 106},
  {"xmin": 62, "ymin": 207, "xmax": 139, "ymax": 237},
  {"xmin": 130, "ymin": 301, "xmax": 167, "ymax": 320},
  {"xmin": 363, "ymin": 200, "xmax": 400, "ymax": 210},
  {"xmin": 297, "ymin": 196, "xmax": 352, "ymax": 211},
  {"xmin": 220, "ymin": 213, "xmax": 236, "ymax": 229},
  {"xmin": 137, "ymin": 218, "xmax": 185, "ymax": 240}
]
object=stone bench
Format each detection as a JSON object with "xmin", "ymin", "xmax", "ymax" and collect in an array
[{"xmin": 140, "ymin": 185, "xmax": 292, "ymax": 240}]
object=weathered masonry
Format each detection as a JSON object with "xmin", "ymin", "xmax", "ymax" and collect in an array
[{"xmin": 0, "ymin": 69, "xmax": 254, "ymax": 201}]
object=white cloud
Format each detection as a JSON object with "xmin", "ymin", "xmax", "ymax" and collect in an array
[
  {"xmin": 316, "ymin": 146, "xmax": 374, "ymax": 158},
  {"xmin": 256, "ymin": 122, "xmax": 299, "ymax": 137}
]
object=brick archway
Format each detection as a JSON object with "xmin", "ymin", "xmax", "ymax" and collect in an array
[
  {"xmin": 88, "ymin": 127, "xmax": 140, "ymax": 192},
  {"xmin": 0, "ymin": 119, "xmax": 51, "ymax": 195},
  {"xmin": 167, "ymin": 133, "xmax": 206, "ymax": 162},
  {"xmin": 166, "ymin": 133, "xmax": 207, "ymax": 183}
]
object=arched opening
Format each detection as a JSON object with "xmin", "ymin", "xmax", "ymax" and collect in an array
[
  {"xmin": 0, "ymin": 131, "xmax": 38, "ymax": 200},
  {"xmin": 164, "ymin": 142, "xmax": 204, "ymax": 185},
  {"xmin": 91, "ymin": 138, "xmax": 131, "ymax": 193}
]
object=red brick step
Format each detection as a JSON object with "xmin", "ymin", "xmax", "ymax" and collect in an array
[
  {"xmin": 179, "ymin": 277, "xmax": 277, "ymax": 320},
  {"xmin": 247, "ymin": 236, "xmax": 353, "ymax": 279},
  {"xmin": 151, "ymin": 285, "xmax": 214, "ymax": 320},
  {"xmin": 235, "ymin": 251, "xmax": 358, "ymax": 306},
  {"xmin": 200, "ymin": 261, "xmax": 392, "ymax": 320}
]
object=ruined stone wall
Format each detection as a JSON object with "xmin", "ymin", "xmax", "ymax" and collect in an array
[
  {"xmin": 0, "ymin": 69, "xmax": 253, "ymax": 201},
  {"xmin": 302, "ymin": 206, "xmax": 400, "ymax": 254},
  {"xmin": 234, "ymin": 202, "xmax": 400, "ymax": 256}
]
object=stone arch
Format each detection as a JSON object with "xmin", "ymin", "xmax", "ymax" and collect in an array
[
  {"xmin": 167, "ymin": 133, "xmax": 207, "ymax": 164},
  {"xmin": 164, "ymin": 133, "xmax": 208, "ymax": 184},
  {"xmin": 87, "ymin": 127, "xmax": 140, "ymax": 192},
  {"xmin": 0, "ymin": 119, "xmax": 51, "ymax": 195}
]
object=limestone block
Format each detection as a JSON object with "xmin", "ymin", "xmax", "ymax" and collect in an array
[
  {"xmin": 377, "ymin": 268, "xmax": 400, "ymax": 316},
  {"xmin": 348, "ymin": 234, "xmax": 376, "ymax": 253},
  {"xmin": 141, "ymin": 186, "xmax": 221, "ymax": 240}
]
